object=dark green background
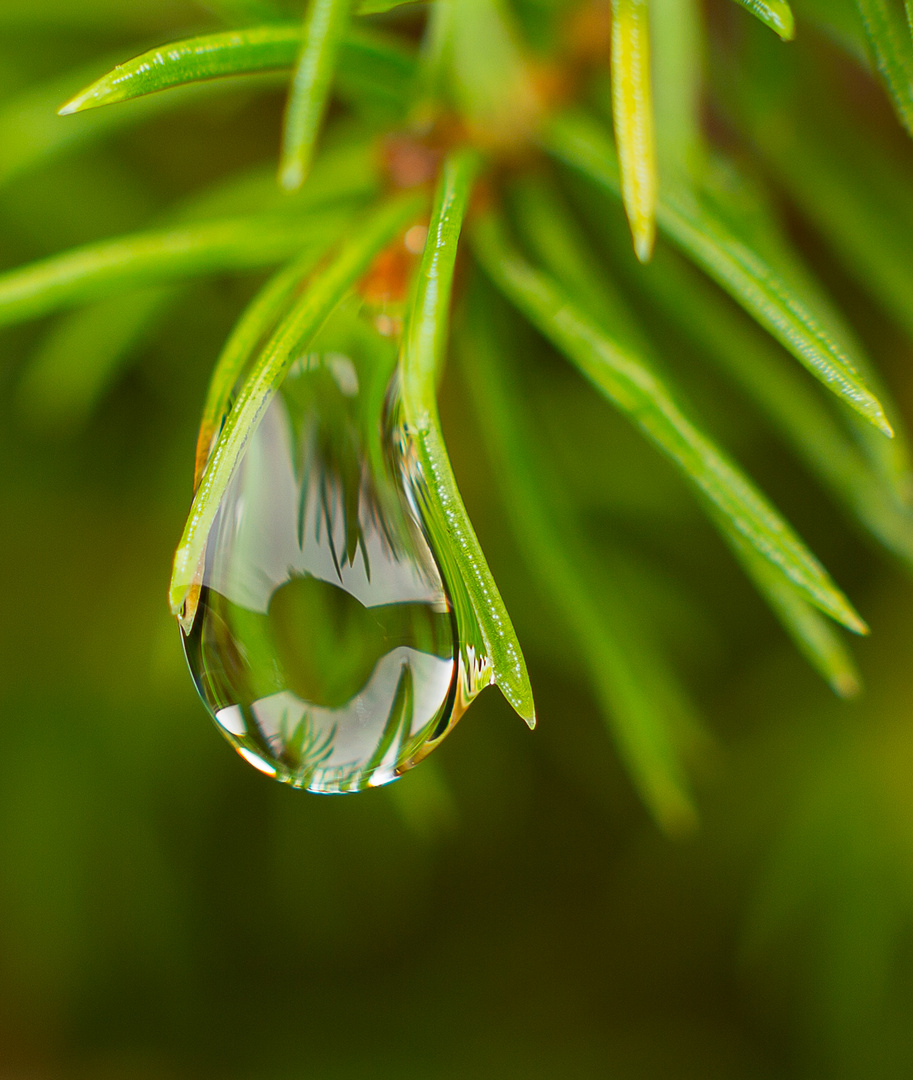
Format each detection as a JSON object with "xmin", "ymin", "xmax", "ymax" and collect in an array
[{"xmin": 2, "ymin": 2, "xmax": 913, "ymax": 1077}]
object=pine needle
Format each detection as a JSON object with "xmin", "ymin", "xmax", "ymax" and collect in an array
[
  {"xmin": 611, "ymin": 0, "xmax": 658, "ymax": 261},
  {"xmin": 462, "ymin": 291, "xmax": 701, "ymax": 832},
  {"xmin": 399, "ymin": 149, "xmax": 536, "ymax": 726},
  {"xmin": 58, "ymin": 25, "xmax": 414, "ymax": 124},
  {"xmin": 730, "ymin": 0, "xmax": 795, "ymax": 40},
  {"xmin": 852, "ymin": 0, "xmax": 913, "ymax": 136},
  {"xmin": 0, "ymin": 212, "xmax": 350, "ymax": 329},
  {"xmin": 725, "ymin": 531, "xmax": 861, "ymax": 698},
  {"xmin": 543, "ymin": 110, "xmax": 894, "ymax": 437},
  {"xmin": 472, "ymin": 210, "xmax": 868, "ymax": 636},
  {"xmin": 279, "ymin": 0, "xmax": 353, "ymax": 191}
]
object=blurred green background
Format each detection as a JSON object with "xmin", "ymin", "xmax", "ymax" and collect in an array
[{"xmin": 2, "ymin": 2, "xmax": 913, "ymax": 1077}]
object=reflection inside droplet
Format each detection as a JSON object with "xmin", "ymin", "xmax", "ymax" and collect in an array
[{"xmin": 181, "ymin": 300, "xmax": 471, "ymax": 793}]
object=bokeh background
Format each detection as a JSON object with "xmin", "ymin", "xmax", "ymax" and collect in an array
[{"xmin": 2, "ymin": 2, "xmax": 913, "ymax": 1077}]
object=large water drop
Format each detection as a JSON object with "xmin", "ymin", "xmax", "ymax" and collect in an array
[{"xmin": 181, "ymin": 302, "xmax": 477, "ymax": 792}]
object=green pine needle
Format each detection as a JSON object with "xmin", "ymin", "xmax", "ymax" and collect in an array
[
  {"xmin": 399, "ymin": 148, "xmax": 536, "ymax": 726},
  {"xmin": 508, "ymin": 174, "xmax": 897, "ymax": 680},
  {"xmin": 0, "ymin": 211, "xmax": 351, "ymax": 329},
  {"xmin": 20, "ymin": 0, "xmax": 913, "ymax": 820},
  {"xmin": 737, "ymin": 52, "xmax": 913, "ymax": 346},
  {"xmin": 2, "ymin": 58, "xmax": 243, "ymax": 190},
  {"xmin": 356, "ymin": 0, "xmax": 420, "ymax": 11},
  {"xmin": 592, "ymin": 225, "xmax": 913, "ymax": 569},
  {"xmin": 724, "ymin": 529, "xmax": 861, "ymax": 698},
  {"xmin": 543, "ymin": 110, "xmax": 894, "ymax": 438},
  {"xmin": 279, "ymin": 0, "xmax": 353, "ymax": 190},
  {"xmin": 462, "ymin": 291, "xmax": 701, "ymax": 832},
  {"xmin": 57, "ymin": 25, "xmax": 414, "ymax": 119},
  {"xmin": 472, "ymin": 210, "xmax": 868, "ymax": 636},
  {"xmin": 611, "ymin": 0, "xmax": 658, "ymax": 261},
  {"xmin": 731, "ymin": 0, "xmax": 796, "ymax": 40},
  {"xmin": 57, "ymin": 28, "xmax": 302, "ymax": 115},
  {"xmin": 852, "ymin": 0, "xmax": 913, "ymax": 136}
]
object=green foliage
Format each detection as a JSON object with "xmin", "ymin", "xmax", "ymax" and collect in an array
[
  {"xmin": 57, "ymin": 25, "xmax": 415, "ymax": 119},
  {"xmin": 279, "ymin": 0, "xmax": 355, "ymax": 189},
  {"xmin": 543, "ymin": 111, "xmax": 894, "ymax": 436},
  {"xmin": 610, "ymin": 0, "xmax": 658, "ymax": 261},
  {"xmin": 852, "ymin": 0, "xmax": 913, "ymax": 135},
  {"xmin": 460, "ymin": 286, "xmax": 703, "ymax": 831},
  {"xmin": 5, "ymin": 2, "xmax": 913, "ymax": 1076},
  {"xmin": 0, "ymin": 212, "xmax": 351, "ymax": 326},
  {"xmin": 733, "ymin": 0, "xmax": 795, "ymax": 39},
  {"xmin": 399, "ymin": 150, "xmax": 537, "ymax": 724},
  {"xmin": 3, "ymin": 0, "xmax": 913, "ymax": 828},
  {"xmin": 471, "ymin": 210, "xmax": 867, "ymax": 633}
]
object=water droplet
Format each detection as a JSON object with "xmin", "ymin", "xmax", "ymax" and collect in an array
[{"xmin": 181, "ymin": 301, "xmax": 490, "ymax": 792}]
